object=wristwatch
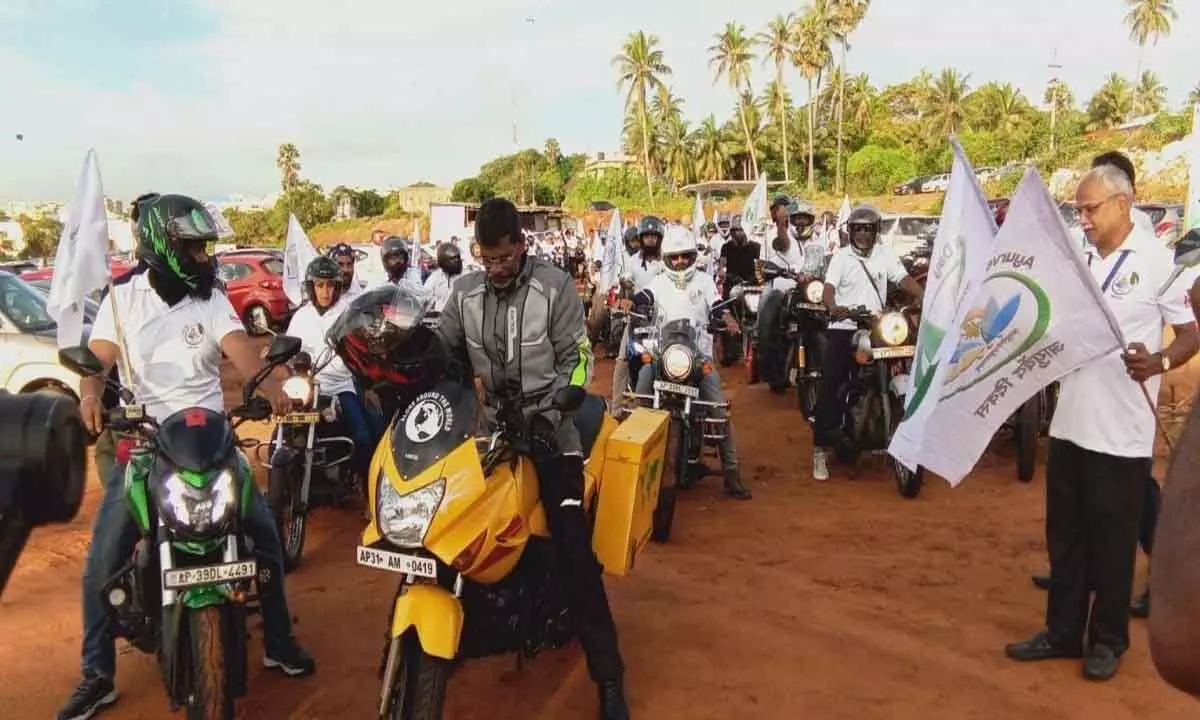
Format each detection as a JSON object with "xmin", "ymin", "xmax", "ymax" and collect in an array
[{"xmin": 1158, "ymin": 352, "xmax": 1172, "ymax": 373}]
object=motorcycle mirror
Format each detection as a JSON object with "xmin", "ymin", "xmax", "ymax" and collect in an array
[
  {"xmin": 553, "ymin": 386, "xmax": 587, "ymax": 414},
  {"xmin": 265, "ymin": 335, "xmax": 302, "ymax": 365},
  {"xmin": 57, "ymin": 346, "xmax": 105, "ymax": 378},
  {"xmin": 1174, "ymin": 229, "xmax": 1200, "ymax": 268}
]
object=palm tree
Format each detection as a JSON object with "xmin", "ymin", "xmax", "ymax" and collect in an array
[
  {"xmin": 658, "ymin": 117, "xmax": 694, "ymax": 191},
  {"xmin": 1087, "ymin": 73, "xmax": 1134, "ymax": 129},
  {"xmin": 756, "ymin": 14, "xmax": 795, "ymax": 182},
  {"xmin": 651, "ymin": 87, "xmax": 686, "ymax": 126},
  {"xmin": 828, "ymin": 0, "xmax": 870, "ymax": 194},
  {"xmin": 692, "ymin": 116, "xmax": 730, "ymax": 181},
  {"xmin": 276, "ymin": 143, "xmax": 301, "ymax": 192},
  {"xmin": 1043, "ymin": 79, "xmax": 1075, "ymax": 152},
  {"xmin": 845, "ymin": 74, "xmax": 876, "ymax": 131},
  {"xmin": 793, "ymin": 5, "xmax": 833, "ymax": 192},
  {"xmin": 1124, "ymin": 0, "xmax": 1177, "ymax": 75},
  {"xmin": 1133, "ymin": 70, "xmax": 1167, "ymax": 116},
  {"xmin": 972, "ymin": 82, "xmax": 1027, "ymax": 135},
  {"xmin": 709, "ymin": 22, "xmax": 759, "ymax": 178},
  {"xmin": 613, "ymin": 31, "xmax": 672, "ymax": 206},
  {"xmin": 925, "ymin": 68, "xmax": 971, "ymax": 140}
]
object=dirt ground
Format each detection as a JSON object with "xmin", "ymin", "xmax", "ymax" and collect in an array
[{"xmin": 2, "ymin": 356, "xmax": 1199, "ymax": 719}]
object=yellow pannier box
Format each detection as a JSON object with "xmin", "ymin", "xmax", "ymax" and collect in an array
[{"xmin": 592, "ymin": 407, "xmax": 670, "ymax": 576}]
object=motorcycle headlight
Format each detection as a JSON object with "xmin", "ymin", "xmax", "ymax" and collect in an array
[
  {"xmin": 743, "ymin": 292, "xmax": 761, "ymax": 313},
  {"xmin": 158, "ymin": 470, "xmax": 238, "ymax": 536},
  {"xmin": 661, "ymin": 344, "xmax": 694, "ymax": 382},
  {"xmin": 804, "ymin": 280, "xmax": 824, "ymax": 304},
  {"xmin": 377, "ymin": 477, "xmax": 445, "ymax": 549},
  {"xmin": 283, "ymin": 376, "xmax": 312, "ymax": 405},
  {"xmin": 877, "ymin": 312, "xmax": 910, "ymax": 347}
]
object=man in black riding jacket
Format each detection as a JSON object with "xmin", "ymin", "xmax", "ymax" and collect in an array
[{"xmin": 436, "ymin": 198, "xmax": 629, "ymax": 720}]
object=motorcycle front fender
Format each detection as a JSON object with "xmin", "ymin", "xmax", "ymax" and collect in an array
[{"xmin": 389, "ymin": 584, "xmax": 463, "ymax": 661}]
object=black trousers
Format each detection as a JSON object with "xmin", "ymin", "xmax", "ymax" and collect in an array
[
  {"xmin": 1045, "ymin": 438, "xmax": 1149, "ymax": 654},
  {"xmin": 756, "ymin": 290, "xmax": 787, "ymax": 387},
  {"xmin": 813, "ymin": 329, "xmax": 856, "ymax": 448},
  {"xmin": 531, "ymin": 452, "xmax": 623, "ymax": 682},
  {"xmin": 1140, "ymin": 473, "xmax": 1161, "ymax": 555}
]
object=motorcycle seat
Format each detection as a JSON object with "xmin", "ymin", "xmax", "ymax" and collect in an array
[{"xmin": 574, "ymin": 394, "xmax": 607, "ymax": 457}]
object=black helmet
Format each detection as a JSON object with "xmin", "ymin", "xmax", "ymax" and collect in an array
[
  {"xmin": 847, "ymin": 206, "xmax": 883, "ymax": 256},
  {"xmin": 381, "ymin": 236, "xmax": 409, "ymax": 260},
  {"xmin": 304, "ymin": 256, "xmax": 343, "ymax": 309},
  {"xmin": 637, "ymin": 216, "xmax": 665, "ymax": 241},
  {"xmin": 622, "ymin": 226, "xmax": 640, "ymax": 251},
  {"xmin": 131, "ymin": 193, "xmax": 219, "ymax": 296},
  {"xmin": 771, "ymin": 194, "xmax": 793, "ymax": 212},
  {"xmin": 436, "ymin": 242, "xmax": 463, "ymax": 274}
]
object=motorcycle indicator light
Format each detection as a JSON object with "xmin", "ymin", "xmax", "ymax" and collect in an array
[{"xmin": 854, "ymin": 349, "xmax": 872, "ymax": 365}]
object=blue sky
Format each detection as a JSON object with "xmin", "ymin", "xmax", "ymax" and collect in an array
[{"xmin": 1, "ymin": 0, "xmax": 1197, "ymax": 202}]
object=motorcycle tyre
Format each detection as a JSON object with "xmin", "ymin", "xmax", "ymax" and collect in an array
[
  {"xmin": 384, "ymin": 631, "xmax": 452, "ymax": 720},
  {"xmin": 268, "ymin": 464, "xmax": 306, "ymax": 573},
  {"xmin": 187, "ymin": 606, "xmax": 234, "ymax": 720}
]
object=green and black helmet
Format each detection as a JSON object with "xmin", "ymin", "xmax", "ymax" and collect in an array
[{"xmin": 131, "ymin": 193, "xmax": 219, "ymax": 293}]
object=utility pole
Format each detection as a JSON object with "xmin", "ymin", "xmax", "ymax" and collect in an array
[
  {"xmin": 513, "ymin": 17, "xmax": 536, "ymax": 206},
  {"xmin": 1048, "ymin": 50, "xmax": 1063, "ymax": 155}
]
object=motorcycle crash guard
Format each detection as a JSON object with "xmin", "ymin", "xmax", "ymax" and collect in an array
[{"xmin": 390, "ymin": 584, "xmax": 464, "ymax": 660}]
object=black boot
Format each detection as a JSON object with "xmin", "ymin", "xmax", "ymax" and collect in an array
[
  {"xmin": 598, "ymin": 678, "xmax": 630, "ymax": 720},
  {"xmin": 724, "ymin": 470, "xmax": 752, "ymax": 500}
]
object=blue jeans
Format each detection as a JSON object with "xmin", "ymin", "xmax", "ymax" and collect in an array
[
  {"xmin": 81, "ymin": 462, "xmax": 296, "ymax": 679},
  {"xmin": 336, "ymin": 391, "xmax": 374, "ymax": 475}
]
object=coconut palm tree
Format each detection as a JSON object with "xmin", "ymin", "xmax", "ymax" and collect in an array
[
  {"xmin": 1087, "ymin": 73, "xmax": 1134, "ymax": 129},
  {"xmin": 613, "ymin": 31, "xmax": 672, "ymax": 206},
  {"xmin": 925, "ymin": 68, "xmax": 971, "ymax": 139},
  {"xmin": 845, "ymin": 73, "xmax": 876, "ymax": 131},
  {"xmin": 658, "ymin": 117, "xmax": 694, "ymax": 191},
  {"xmin": 709, "ymin": 22, "xmax": 759, "ymax": 178},
  {"xmin": 756, "ymin": 14, "xmax": 795, "ymax": 182},
  {"xmin": 828, "ymin": 0, "xmax": 870, "ymax": 193},
  {"xmin": 276, "ymin": 143, "xmax": 301, "ymax": 192},
  {"xmin": 1124, "ymin": 0, "xmax": 1177, "ymax": 75},
  {"xmin": 651, "ymin": 87, "xmax": 686, "ymax": 126},
  {"xmin": 1133, "ymin": 70, "xmax": 1168, "ymax": 116},
  {"xmin": 971, "ymin": 82, "xmax": 1027, "ymax": 135},
  {"xmin": 793, "ymin": 5, "xmax": 833, "ymax": 192},
  {"xmin": 692, "ymin": 116, "xmax": 731, "ymax": 181}
]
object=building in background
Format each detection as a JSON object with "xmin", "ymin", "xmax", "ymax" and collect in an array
[
  {"xmin": 583, "ymin": 152, "xmax": 638, "ymax": 178},
  {"xmin": 387, "ymin": 184, "xmax": 451, "ymax": 215}
]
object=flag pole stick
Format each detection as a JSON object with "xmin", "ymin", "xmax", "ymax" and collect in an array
[{"xmin": 107, "ymin": 274, "xmax": 136, "ymax": 398}]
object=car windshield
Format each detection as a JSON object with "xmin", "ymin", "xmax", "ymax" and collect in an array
[
  {"xmin": 0, "ymin": 273, "xmax": 56, "ymax": 333},
  {"xmin": 1137, "ymin": 206, "xmax": 1166, "ymax": 225}
]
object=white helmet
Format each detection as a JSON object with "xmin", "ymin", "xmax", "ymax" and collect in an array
[{"xmin": 662, "ymin": 225, "xmax": 698, "ymax": 288}]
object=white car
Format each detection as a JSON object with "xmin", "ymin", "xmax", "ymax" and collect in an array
[
  {"xmin": 0, "ymin": 271, "xmax": 82, "ymax": 399},
  {"xmin": 921, "ymin": 174, "xmax": 950, "ymax": 193},
  {"xmin": 880, "ymin": 215, "xmax": 940, "ymax": 258}
]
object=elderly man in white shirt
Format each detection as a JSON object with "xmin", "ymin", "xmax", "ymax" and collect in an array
[{"xmin": 1005, "ymin": 164, "xmax": 1199, "ymax": 682}]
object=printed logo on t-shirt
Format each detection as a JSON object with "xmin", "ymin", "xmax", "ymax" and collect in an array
[
  {"xmin": 183, "ymin": 323, "xmax": 205, "ymax": 347},
  {"xmin": 1110, "ymin": 271, "xmax": 1139, "ymax": 298}
]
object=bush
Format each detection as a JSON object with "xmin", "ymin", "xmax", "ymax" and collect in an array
[{"xmin": 846, "ymin": 144, "xmax": 918, "ymax": 195}]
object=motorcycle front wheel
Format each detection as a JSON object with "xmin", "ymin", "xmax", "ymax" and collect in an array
[
  {"xmin": 381, "ymin": 631, "xmax": 452, "ymax": 720},
  {"xmin": 268, "ymin": 465, "xmax": 307, "ymax": 573},
  {"xmin": 652, "ymin": 422, "xmax": 683, "ymax": 542},
  {"xmin": 187, "ymin": 606, "xmax": 234, "ymax": 720}
]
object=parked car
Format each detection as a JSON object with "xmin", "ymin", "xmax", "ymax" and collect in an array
[
  {"xmin": 216, "ymin": 249, "xmax": 293, "ymax": 334},
  {"xmin": 1135, "ymin": 203, "xmax": 1185, "ymax": 246},
  {"xmin": 880, "ymin": 215, "xmax": 940, "ymax": 258},
  {"xmin": 0, "ymin": 270, "xmax": 82, "ymax": 399},
  {"xmin": 21, "ymin": 257, "xmax": 138, "ymax": 285},
  {"xmin": 893, "ymin": 176, "xmax": 931, "ymax": 195},
  {"xmin": 1, "ymin": 260, "xmax": 40, "ymax": 276},
  {"xmin": 921, "ymin": 174, "xmax": 951, "ymax": 193},
  {"xmin": 26, "ymin": 279, "xmax": 100, "ymax": 323}
]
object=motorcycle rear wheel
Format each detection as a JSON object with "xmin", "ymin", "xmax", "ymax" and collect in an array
[
  {"xmin": 187, "ymin": 606, "xmax": 234, "ymax": 720},
  {"xmin": 268, "ymin": 465, "xmax": 307, "ymax": 573},
  {"xmin": 382, "ymin": 631, "xmax": 452, "ymax": 720}
]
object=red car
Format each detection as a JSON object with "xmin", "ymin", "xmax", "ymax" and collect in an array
[
  {"xmin": 216, "ymin": 249, "xmax": 293, "ymax": 334},
  {"xmin": 21, "ymin": 258, "xmax": 139, "ymax": 285}
]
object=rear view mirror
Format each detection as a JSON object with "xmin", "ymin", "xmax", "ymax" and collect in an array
[
  {"xmin": 1174, "ymin": 229, "xmax": 1200, "ymax": 268},
  {"xmin": 554, "ymin": 386, "xmax": 586, "ymax": 414},
  {"xmin": 266, "ymin": 335, "xmax": 302, "ymax": 365},
  {"xmin": 58, "ymin": 346, "xmax": 105, "ymax": 378}
]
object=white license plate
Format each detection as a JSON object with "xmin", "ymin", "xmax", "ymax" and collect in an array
[
  {"xmin": 796, "ymin": 302, "xmax": 825, "ymax": 312},
  {"xmin": 163, "ymin": 560, "xmax": 257, "ymax": 590},
  {"xmin": 653, "ymin": 380, "xmax": 700, "ymax": 398},
  {"xmin": 872, "ymin": 346, "xmax": 916, "ymax": 359},
  {"xmin": 356, "ymin": 546, "xmax": 438, "ymax": 579}
]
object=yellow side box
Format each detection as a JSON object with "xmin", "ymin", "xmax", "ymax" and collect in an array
[{"xmin": 592, "ymin": 407, "xmax": 670, "ymax": 576}]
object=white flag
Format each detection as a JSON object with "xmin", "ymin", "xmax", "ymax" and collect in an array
[
  {"xmin": 1186, "ymin": 103, "xmax": 1199, "ymax": 233},
  {"xmin": 741, "ymin": 173, "xmax": 768, "ymax": 234},
  {"xmin": 601, "ymin": 209, "xmax": 622, "ymax": 291},
  {"xmin": 407, "ymin": 221, "xmax": 423, "ymax": 283},
  {"xmin": 890, "ymin": 138, "xmax": 998, "ymax": 471},
  {"xmin": 282, "ymin": 213, "xmax": 318, "ymax": 305},
  {"xmin": 48, "ymin": 149, "xmax": 110, "ymax": 348},
  {"xmin": 692, "ymin": 193, "xmax": 705, "ymax": 241},
  {"xmin": 894, "ymin": 168, "xmax": 1123, "ymax": 485},
  {"xmin": 837, "ymin": 195, "xmax": 852, "ymax": 229}
]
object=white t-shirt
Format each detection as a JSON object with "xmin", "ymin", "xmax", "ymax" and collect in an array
[
  {"xmin": 422, "ymin": 268, "xmax": 459, "ymax": 313},
  {"xmin": 628, "ymin": 253, "xmax": 665, "ymax": 293},
  {"xmin": 284, "ymin": 299, "xmax": 357, "ymax": 397},
  {"xmin": 1050, "ymin": 224, "xmax": 1197, "ymax": 458},
  {"xmin": 644, "ymin": 271, "xmax": 719, "ymax": 358},
  {"xmin": 823, "ymin": 245, "xmax": 909, "ymax": 330},
  {"xmin": 91, "ymin": 272, "xmax": 244, "ymax": 422}
]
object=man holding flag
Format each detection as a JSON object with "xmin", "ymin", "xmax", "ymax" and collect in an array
[{"xmin": 1005, "ymin": 165, "xmax": 1198, "ymax": 681}]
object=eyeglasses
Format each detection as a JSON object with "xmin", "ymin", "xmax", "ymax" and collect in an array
[
  {"xmin": 1075, "ymin": 193, "xmax": 1123, "ymax": 217},
  {"xmin": 479, "ymin": 249, "xmax": 521, "ymax": 267}
]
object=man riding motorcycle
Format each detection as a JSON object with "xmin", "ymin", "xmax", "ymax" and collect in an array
[
  {"xmin": 757, "ymin": 195, "xmax": 822, "ymax": 392},
  {"xmin": 716, "ymin": 215, "xmax": 761, "ymax": 366},
  {"xmin": 58, "ymin": 193, "xmax": 315, "ymax": 720},
  {"xmin": 379, "ymin": 235, "xmax": 427, "ymax": 298},
  {"xmin": 329, "ymin": 242, "xmax": 365, "ymax": 302},
  {"xmin": 611, "ymin": 218, "xmax": 666, "ymax": 408},
  {"xmin": 423, "ymin": 242, "xmax": 464, "ymax": 313},
  {"xmin": 633, "ymin": 226, "xmax": 752, "ymax": 500},
  {"xmin": 437, "ymin": 197, "xmax": 629, "ymax": 719},
  {"xmin": 812, "ymin": 205, "xmax": 924, "ymax": 481},
  {"xmin": 284, "ymin": 256, "xmax": 374, "ymax": 481}
]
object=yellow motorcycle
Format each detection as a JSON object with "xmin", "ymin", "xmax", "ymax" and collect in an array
[{"xmin": 355, "ymin": 380, "xmax": 669, "ymax": 718}]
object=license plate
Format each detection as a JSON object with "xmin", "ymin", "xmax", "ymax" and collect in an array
[
  {"xmin": 281, "ymin": 412, "xmax": 320, "ymax": 424},
  {"xmin": 163, "ymin": 560, "xmax": 257, "ymax": 590},
  {"xmin": 653, "ymin": 380, "xmax": 700, "ymax": 398},
  {"xmin": 872, "ymin": 346, "xmax": 916, "ymax": 359},
  {"xmin": 796, "ymin": 302, "xmax": 825, "ymax": 312},
  {"xmin": 356, "ymin": 546, "xmax": 438, "ymax": 579}
]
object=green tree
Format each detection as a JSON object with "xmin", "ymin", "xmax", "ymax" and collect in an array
[
  {"xmin": 355, "ymin": 189, "xmax": 386, "ymax": 217},
  {"xmin": 926, "ymin": 68, "xmax": 972, "ymax": 139},
  {"xmin": 276, "ymin": 143, "xmax": 301, "ymax": 192},
  {"xmin": 16, "ymin": 214, "xmax": 63, "ymax": 259},
  {"xmin": 1124, "ymin": 0, "xmax": 1177, "ymax": 75},
  {"xmin": 709, "ymin": 22, "xmax": 759, "ymax": 178},
  {"xmin": 544, "ymin": 138, "xmax": 561, "ymax": 167},
  {"xmin": 845, "ymin": 144, "xmax": 917, "ymax": 194},
  {"xmin": 1088, "ymin": 73, "xmax": 1134, "ymax": 128},
  {"xmin": 1188, "ymin": 83, "xmax": 1200, "ymax": 107},
  {"xmin": 223, "ymin": 208, "xmax": 281, "ymax": 246},
  {"xmin": 275, "ymin": 180, "xmax": 333, "ymax": 230},
  {"xmin": 1133, "ymin": 70, "xmax": 1167, "ymax": 116},
  {"xmin": 828, "ymin": 0, "xmax": 871, "ymax": 193},
  {"xmin": 614, "ymin": 31, "xmax": 672, "ymax": 207},
  {"xmin": 691, "ymin": 116, "xmax": 731, "ymax": 181},
  {"xmin": 756, "ymin": 14, "xmax": 795, "ymax": 182},
  {"xmin": 793, "ymin": 4, "xmax": 833, "ymax": 192}
]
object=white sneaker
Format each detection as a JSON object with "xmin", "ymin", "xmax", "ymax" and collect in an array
[{"xmin": 812, "ymin": 449, "xmax": 829, "ymax": 482}]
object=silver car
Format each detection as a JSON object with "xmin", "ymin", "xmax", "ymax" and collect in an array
[{"xmin": 0, "ymin": 271, "xmax": 83, "ymax": 399}]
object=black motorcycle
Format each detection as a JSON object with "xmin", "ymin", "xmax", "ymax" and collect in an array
[
  {"xmin": 832, "ymin": 307, "xmax": 925, "ymax": 498},
  {"xmin": 57, "ymin": 335, "xmax": 302, "ymax": 720},
  {"xmin": 759, "ymin": 262, "xmax": 828, "ymax": 416},
  {"xmin": 265, "ymin": 349, "xmax": 356, "ymax": 573},
  {"xmin": 722, "ymin": 275, "xmax": 764, "ymax": 381}
]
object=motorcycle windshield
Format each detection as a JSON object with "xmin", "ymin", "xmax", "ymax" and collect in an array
[
  {"xmin": 326, "ymin": 285, "xmax": 445, "ymax": 388},
  {"xmin": 156, "ymin": 407, "xmax": 235, "ymax": 471},
  {"xmin": 657, "ymin": 316, "xmax": 700, "ymax": 349},
  {"xmin": 390, "ymin": 379, "xmax": 478, "ymax": 479}
]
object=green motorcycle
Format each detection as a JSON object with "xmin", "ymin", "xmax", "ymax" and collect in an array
[{"xmin": 58, "ymin": 335, "xmax": 301, "ymax": 720}]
